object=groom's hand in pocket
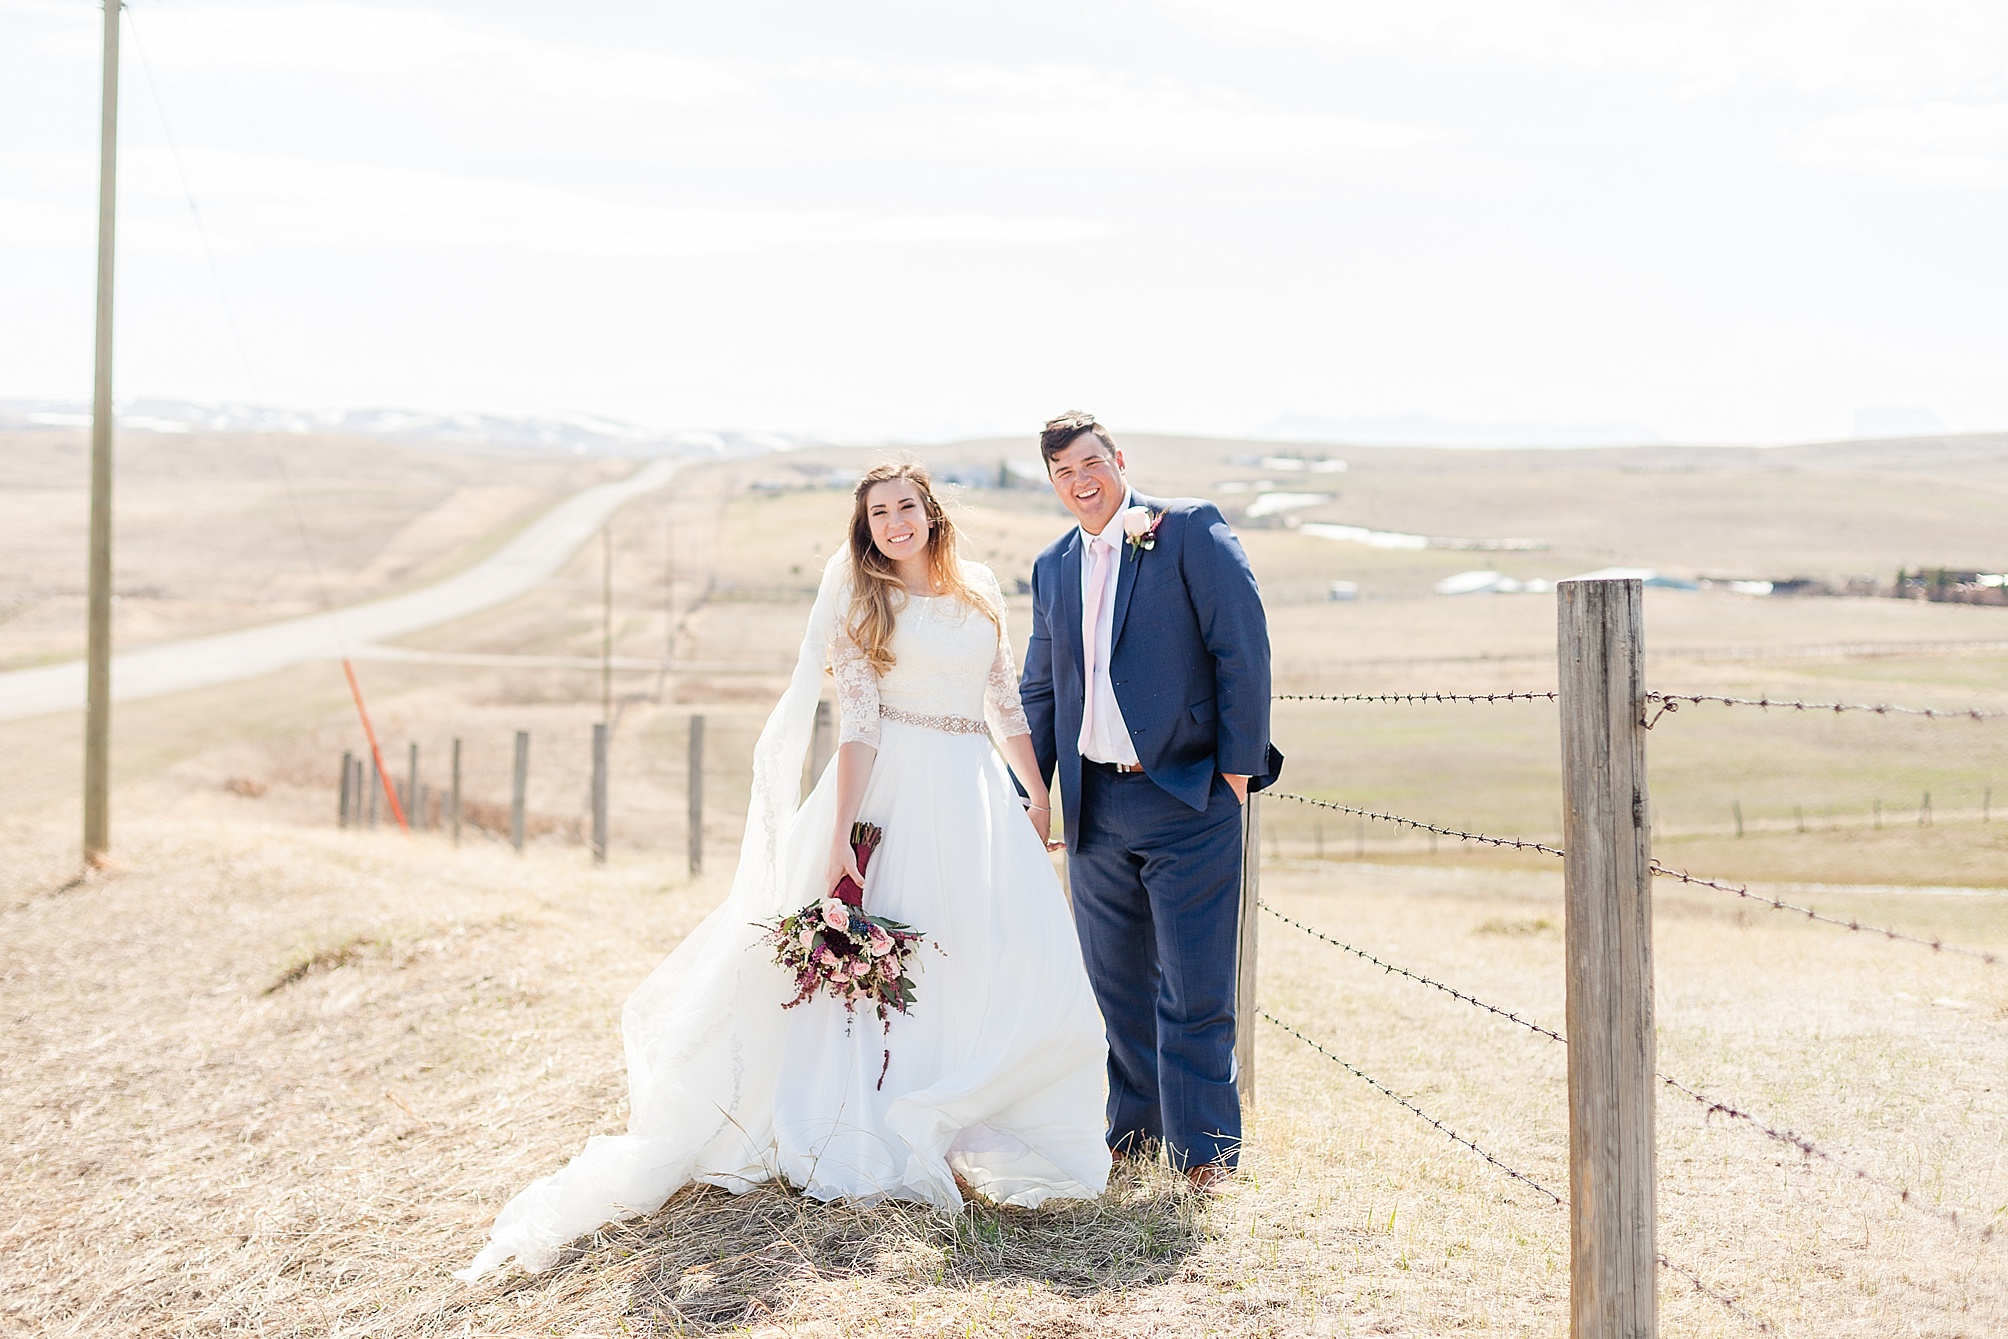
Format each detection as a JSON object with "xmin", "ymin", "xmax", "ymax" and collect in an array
[{"xmin": 1223, "ymin": 773, "xmax": 1249, "ymax": 804}]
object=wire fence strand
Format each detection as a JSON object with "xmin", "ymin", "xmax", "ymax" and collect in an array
[
  {"xmin": 1648, "ymin": 861, "xmax": 2002, "ymax": 967},
  {"xmin": 1268, "ymin": 895, "xmax": 1994, "ymax": 1237},
  {"xmin": 1259, "ymin": 901, "xmax": 1567, "ymax": 1044},
  {"xmin": 1657, "ymin": 1254, "xmax": 1775, "ymax": 1333},
  {"xmin": 1264, "ymin": 1013, "xmax": 1774, "ymax": 1331},
  {"xmin": 1644, "ymin": 691, "xmax": 2007, "ymax": 724},
  {"xmin": 1657, "ymin": 1072, "xmax": 1997, "ymax": 1242},
  {"xmin": 1267, "ymin": 792, "xmax": 1567, "ymax": 856},
  {"xmin": 1259, "ymin": 1010, "xmax": 1567, "ymax": 1205}
]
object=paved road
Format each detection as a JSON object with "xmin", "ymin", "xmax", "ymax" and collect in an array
[{"xmin": 0, "ymin": 457, "xmax": 687, "ymax": 722}]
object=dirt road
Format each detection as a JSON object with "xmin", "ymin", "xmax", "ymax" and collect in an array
[{"xmin": 0, "ymin": 456, "xmax": 686, "ymax": 722}]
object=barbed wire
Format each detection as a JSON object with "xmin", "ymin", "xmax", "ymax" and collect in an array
[
  {"xmin": 1276, "ymin": 691, "xmax": 1557, "ymax": 704},
  {"xmin": 1267, "ymin": 889, "xmax": 1994, "ymax": 1240},
  {"xmin": 1648, "ymin": 861, "xmax": 2002, "ymax": 967},
  {"xmin": 1657, "ymin": 1254, "xmax": 1775, "ymax": 1333},
  {"xmin": 1263, "ymin": 1009, "xmax": 1787, "ymax": 1329},
  {"xmin": 1267, "ymin": 792, "xmax": 1567, "ymax": 857},
  {"xmin": 1644, "ymin": 691, "xmax": 2006, "ymax": 724},
  {"xmin": 1657, "ymin": 1072, "xmax": 1997, "ymax": 1242},
  {"xmin": 1259, "ymin": 901, "xmax": 1567, "ymax": 1044},
  {"xmin": 1265, "ymin": 1011, "xmax": 1773, "ymax": 1331},
  {"xmin": 1259, "ymin": 1010, "xmax": 1567, "ymax": 1205}
]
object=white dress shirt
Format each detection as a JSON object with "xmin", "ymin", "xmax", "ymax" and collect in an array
[{"xmin": 1077, "ymin": 489, "xmax": 1142, "ymax": 765}]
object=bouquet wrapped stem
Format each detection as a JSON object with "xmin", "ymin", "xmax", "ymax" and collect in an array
[{"xmin": 761, "ymin": 822, "xmax": 925, "ymax": 1089}]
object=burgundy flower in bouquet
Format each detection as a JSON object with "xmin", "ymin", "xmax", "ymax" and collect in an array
[{"xmin": 761, "ymin": 822, "xmax": 926, "ymax": 1087}]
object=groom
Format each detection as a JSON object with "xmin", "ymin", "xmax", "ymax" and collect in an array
[{"xmin": 1019, "ymin": 411, "xmax": 1280, "ymax": 1184}]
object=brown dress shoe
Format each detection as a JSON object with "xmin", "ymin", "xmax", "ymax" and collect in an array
[{"xmin": 1185, "ymin": 1163, "xmax": 1233, "ymax": 1192}]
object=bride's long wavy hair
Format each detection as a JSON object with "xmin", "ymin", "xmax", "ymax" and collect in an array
[{"xmin": 845, "ymin": 461, "xmax": 996, "ymax": 676}]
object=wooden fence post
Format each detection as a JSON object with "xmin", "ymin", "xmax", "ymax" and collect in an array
[
  {"xmin": 451, "ymin": 737, "xmax": 463, "ymax": 847},
  {"xmin": 810, "ymin": 700, "xmax": 834, "ymax": 784},
  {"xmin": 1558, "ymin": 577, "xmax": 1657, "ymax": 1339},
  {"xmin": 591, "ymin": 722, "xmax": 609, "ymax": 866},
  {"xmin": 407, "ymin": 742, "xmax": 419, "ymax": 829},
  {"xmin": 688, "ymin": 714, "xmax": 705, "ymax": 876},
  {"xmin": 339, "ymin": 750, "xmax": 353, "ymax": 827},
  {"xmin": 1235, "ymin": 791, "xmax": 1261, "ymax": 1105},
  {"xmin": 510, "ymin": 730, "xmax": 529, "ymax": 854}
]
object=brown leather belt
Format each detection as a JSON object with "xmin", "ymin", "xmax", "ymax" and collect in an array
[{"xmin": 1087, "ymin": 759, "xmax": 1147, "ymax": 774}]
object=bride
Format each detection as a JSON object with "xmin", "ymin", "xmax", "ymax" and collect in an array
[{"xmin": 457, "ymin": 461, "xmax": 1111, "ymax": 1281}]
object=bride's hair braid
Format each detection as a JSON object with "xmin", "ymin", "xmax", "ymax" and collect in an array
[{"xmin": 844, "ymin": 460, "xmax": 997, "ymax": 675}]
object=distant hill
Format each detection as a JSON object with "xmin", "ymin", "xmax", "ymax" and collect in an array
[{"xmin": 0, "ymin": 398, "xmax": 820, "ymax": 459}]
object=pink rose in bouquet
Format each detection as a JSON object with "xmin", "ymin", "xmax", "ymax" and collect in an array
[{"xmin": 760, "ymin": 822, "xmax": 927, "ymax": 1089}]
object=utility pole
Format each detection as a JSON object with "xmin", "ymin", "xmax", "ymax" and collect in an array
[
  {"xmin": 601, "ymin": 523, "xmax": 614, "ymax": 725},
  {"xmin": 83, "ymin": 0, "xmax": 122, "ymax": 867}
]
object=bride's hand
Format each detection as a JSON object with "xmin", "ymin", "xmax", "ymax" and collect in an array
[
  {"xmin": 1025, "ymin": 799, "xmax": 1059, "ymax": 850},
  {"xmin": 828, "ymin": 838, "xmax": 865, "ymax": 895}
]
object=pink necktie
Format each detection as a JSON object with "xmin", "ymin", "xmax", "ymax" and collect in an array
[{"xmin": 1080, "ymin": 535, "xmax": 1113, "ymax": 743}]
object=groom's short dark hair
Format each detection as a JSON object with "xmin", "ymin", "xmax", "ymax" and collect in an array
[{"xmin": 1040, "ymin": 411, "xmax": 1118, "ymax": 466}]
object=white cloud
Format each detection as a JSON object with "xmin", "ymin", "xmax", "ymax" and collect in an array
[
  {"xmin": 1800, "ymin": 102, "xmax": 2008, "ymax": 186},
  {"xmin": 62, "ymin": 2, "xmax": 748, "ymax": 104},
  {"xmin": 0, "ymin": 149, "xmax": 1113, "ymax": 256},
  {"xmin": 1158, "ymin": 0, "xmax": 2008, "ymax": 100},
  {"xmin": 76, "ymin": 3, "xmax": 1430, "ymax": 169},
  {"xmin": 789, "ymin": 58, "xmax": 1434, "ymax": 162}
]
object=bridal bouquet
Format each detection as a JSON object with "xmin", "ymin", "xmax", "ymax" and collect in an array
[{"xmin": 762, "ymin": 822, "xmax": 925, "ymax": 1085}]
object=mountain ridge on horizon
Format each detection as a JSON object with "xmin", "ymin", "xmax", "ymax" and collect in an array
[{"xmin": 6, "ymin": 396, "xmax": 2004, "ymax": 469}]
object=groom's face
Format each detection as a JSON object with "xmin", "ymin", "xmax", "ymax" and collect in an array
[{"xmin": 1046, "ymin": 434, "xmax": 1128, "ymax": 535}]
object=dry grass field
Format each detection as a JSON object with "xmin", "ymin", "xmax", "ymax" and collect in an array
[
  {"xmin": 0, "ymin": 429, "xmax": 623, "ymax": 672},
  {"xmin": 4, "ymin": 430, "xmax": 2006, "ymax": 1336}
]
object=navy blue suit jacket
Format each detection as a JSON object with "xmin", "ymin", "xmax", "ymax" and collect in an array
[{"xmin": 1020, "ymin": 492, "xmax": 1281, "ymax": 852}]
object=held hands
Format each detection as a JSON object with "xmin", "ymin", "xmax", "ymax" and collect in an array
[{"xmin": 1025, "ymin": 797, "xmax": 1065, "ymax": 852}]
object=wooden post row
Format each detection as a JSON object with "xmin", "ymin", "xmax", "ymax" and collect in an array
[
  {"xmin": 1557, "ymin": 578, "xmax": 1657, "ymax": 1339},
  {"xmin": 510, "ymin": 730, "xmax": 529, "ymax": 854},
  {"xmin": 810, "ymin": 700, "xmax": 834, "ymax": 785},
  {"xmin": 688, "ymin": 713, "xmax": 705, "ymax": 876},
  {"xmin": 451, "ymin": 737, "xmax": 463, "ymax": 847},
  {"xmin": 1235, "ymin": 792, "xmax": 1261, "ymax": 1105},
  {"xmin": 591, "ymin": 722, "xmax": 609, "ymax": 866},
  {"xmin": 338, "ymin": 750, "xmax": 353, "ymax": 827}
]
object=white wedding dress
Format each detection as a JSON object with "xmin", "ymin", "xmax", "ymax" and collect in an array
[{"xmin": 457, "ymin": 557, "xmax": 1109, "ymax": 1281}]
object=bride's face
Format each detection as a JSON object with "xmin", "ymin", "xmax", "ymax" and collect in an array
[{"xmin": 864, "ymin": 479, "xmax": 931, "ymax": 564}]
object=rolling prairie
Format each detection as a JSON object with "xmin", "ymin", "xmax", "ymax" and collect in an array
[{"xmin": 3, "ymin": 429, "xmax": 2005, "ymax": 1336}]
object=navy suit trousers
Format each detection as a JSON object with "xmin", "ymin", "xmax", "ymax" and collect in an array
[{"xmin": 1069, "ymin": 762, "xmax": 1244, "ymax": 1170}]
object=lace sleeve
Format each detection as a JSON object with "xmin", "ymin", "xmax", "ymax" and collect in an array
[
  {"xmin": 830, "ymin": 625, "xmax": 881, "ymax": 749},
  {"xmin": 979, "ymin": 570, "xmax": 1032, "ymax": 741}
]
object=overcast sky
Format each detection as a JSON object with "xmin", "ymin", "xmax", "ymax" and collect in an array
[{"xmin": 3, "ymin": 0, "xmax": 2004, "ymax": 444}]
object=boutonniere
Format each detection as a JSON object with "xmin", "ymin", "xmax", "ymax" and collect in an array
[{"xmin": 1120, "ymin": 505, "xmax": 1163, "ymax": 560}]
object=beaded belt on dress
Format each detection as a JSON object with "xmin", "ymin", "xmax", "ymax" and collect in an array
[{"xmin": 880, "ymin": 705, "xmax": 989, "ymax": 736}]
